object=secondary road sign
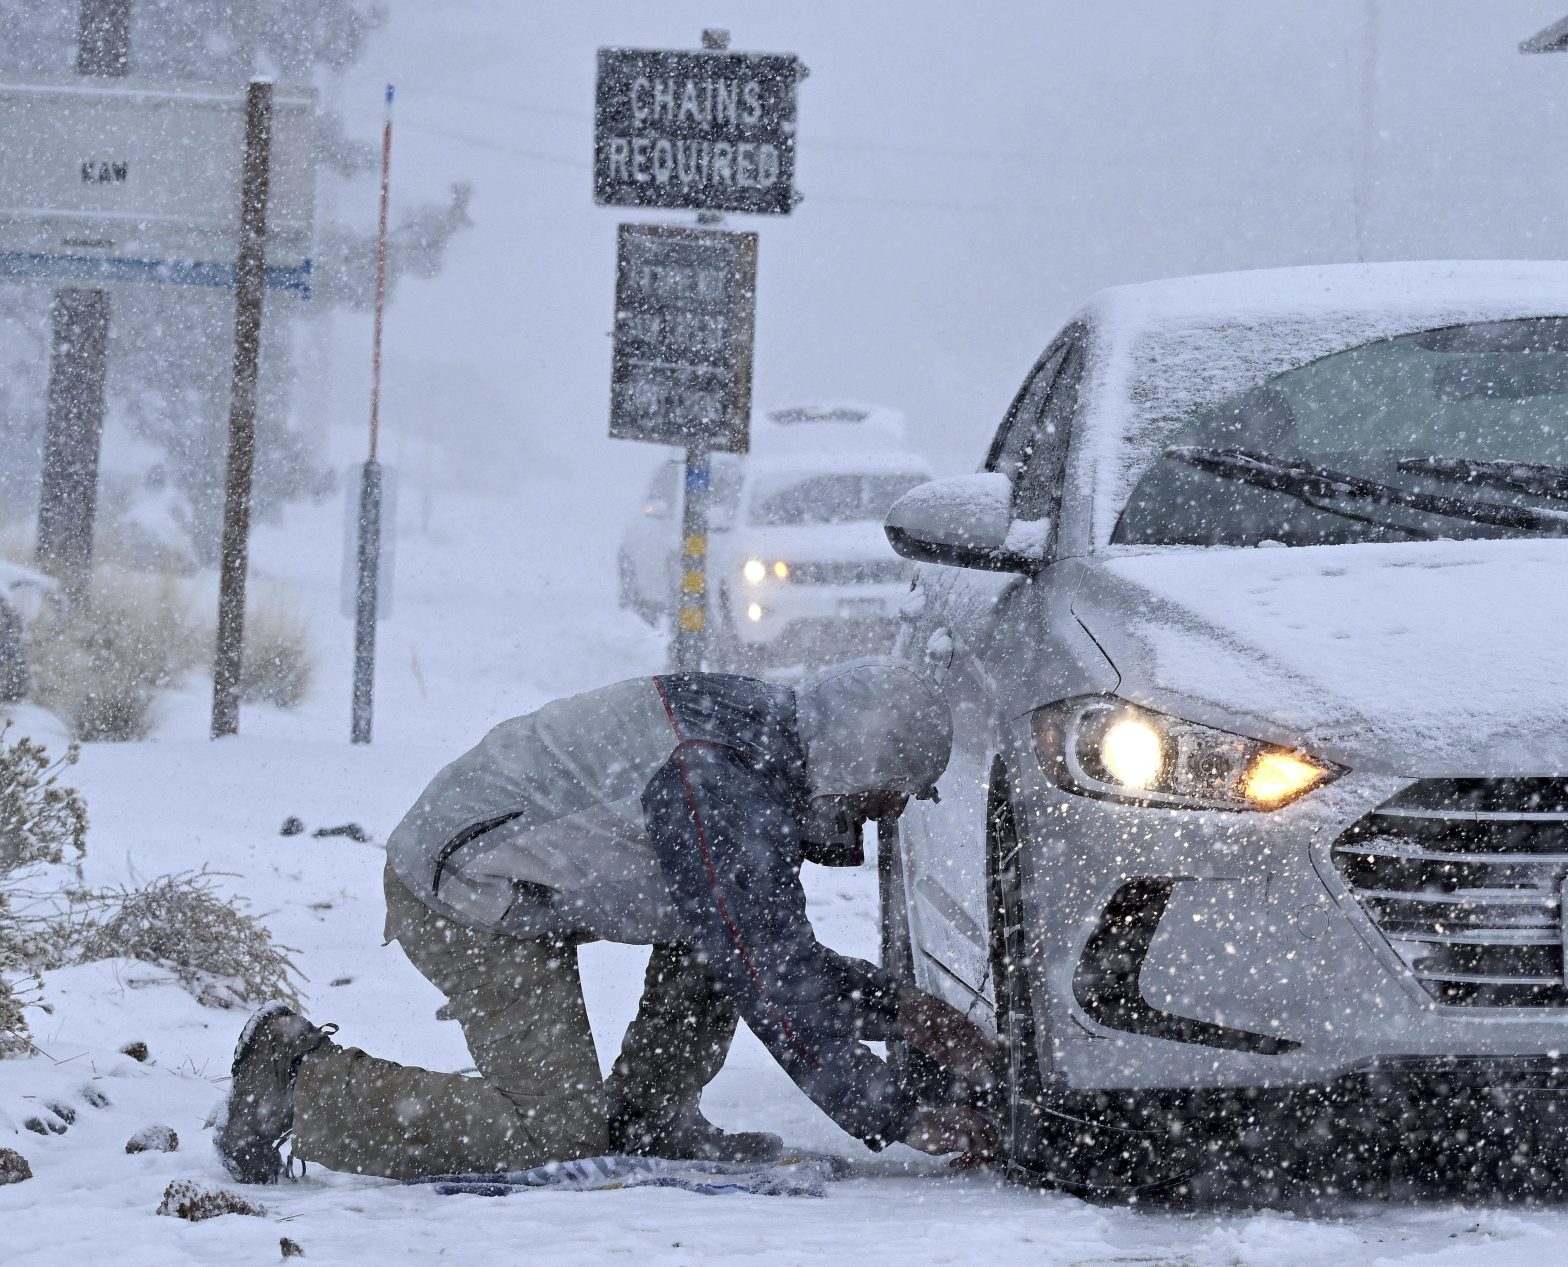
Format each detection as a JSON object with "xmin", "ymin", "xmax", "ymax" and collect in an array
[
  {"xmin": 0, "ymin": 77, "xmax": 317, "ymax": 294},
  {"xmin": 610, "ymin": 223, "xmax": 756, "ymax": 453},
  {"xmin": 594, "ymin": 47, "xmax": 800, "ymax": 216}
]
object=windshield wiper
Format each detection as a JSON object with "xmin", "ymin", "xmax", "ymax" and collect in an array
[
  {"xmin": 1397, "ymin": 455, "xmax": 1568, "ymax": 504},
  {"xmin": 1165, "ymin": 446, "xmax": 1568, "ymax": 534}
]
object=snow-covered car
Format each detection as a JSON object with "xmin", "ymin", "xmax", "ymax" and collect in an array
[
  {"xmin": 618, "ymin": 404, "xmax": 931, "ymax": 669},
  {"xmin": 0, "ymin": 559, "xmax": 61, "ymax": 703},
  {"xmin": 881, "ymin": 261, "xmax": 1568, "ymax": 1193}
]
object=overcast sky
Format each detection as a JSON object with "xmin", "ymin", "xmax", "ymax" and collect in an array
[{"xmin": 326, "ymin": 1, "xmax": 1568, "ymax": 488}]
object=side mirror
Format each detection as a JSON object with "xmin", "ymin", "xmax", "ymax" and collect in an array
[{"xmin": 884, "ymin": 472, "xmax": 1044, "ymax": 573}]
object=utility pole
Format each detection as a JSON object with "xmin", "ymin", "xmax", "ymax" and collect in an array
[
  {"xmin": 34, "ymin": 0, "xmax": 129, "ymax": 600},
  {"xmin": 210, "ymin": 80, "xmax": 274, "ymax": 738}
]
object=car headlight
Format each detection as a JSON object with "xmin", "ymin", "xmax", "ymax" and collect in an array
[
  {"xmin": 742, "ymin": 559, "xmax": 790, "ymax": 584},
  {"xmin": 1032, "ymin": 697, "xmax": 1341, "ymax": 811}
]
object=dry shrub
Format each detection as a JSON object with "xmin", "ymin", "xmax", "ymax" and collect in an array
[
  {"xmin": 28, "ymin": 567, "xmax": 208, "ymax": 741},
  {"xmin": 75, "ymin": 870, "xmax": 302, "ymax": 1011},
  {"xmin": 0, "ymin": 725, "xmax": 86, "ymax": 873},
  {"xmin": 0, "ymin": 729, "xmax": 86, "ymax": 1055},
  {"xmin": 156, "ymin": 1179, "xmax": 266, "ymax": 1221},
  {"xmin": 239, "ymin": 591, "xmax": 313, "ymax": 710}
]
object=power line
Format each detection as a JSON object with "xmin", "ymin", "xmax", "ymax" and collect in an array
[
  {"xmin": 399, "ymin": 119, "xmax": 587, "ymax": 168},
  {"xmin": 401, "ymin": 81, "xmax": 1011, "ymax": 165}
]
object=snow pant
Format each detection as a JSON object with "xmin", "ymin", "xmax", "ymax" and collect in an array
[{"xmin": 289, "ymin": 863, "xmax": 737, "ymax": 1180}]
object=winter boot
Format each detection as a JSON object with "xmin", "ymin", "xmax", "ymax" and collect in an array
[
  {"xmin": 216, "ymin": 1002, "xmax": 338, "ymax": 1183},
  {"xmin": 607, "ymin": 1102, "xmax": 783, "ymax": 1164}
]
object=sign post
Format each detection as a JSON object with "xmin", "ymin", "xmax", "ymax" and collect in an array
[
  {"xmin": 351, "ymin": 85, "xmax": 395, "ymax": 746},
  {"xmin": 32, "ymin": 0, "xmax": 130, "ymax": 601},
  {"xmin": 597, "ymin": 28, "xmax": 797, "ymax": 672},
  {"xmin": 35, "ymin": 286, "xmax": 109, "ymax": 600},
  {"xmin": 210, "ymin": 80, "xmax": 274, "ymax": 739}
]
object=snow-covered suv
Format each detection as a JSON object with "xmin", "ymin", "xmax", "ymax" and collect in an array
[
  {"xmin": 618, "ymin": 404, "xmax": 930, "ymax": 669},
  {"xmin": 882, "ymin": 262, "xmax": 1568, "ymax": 1194}
]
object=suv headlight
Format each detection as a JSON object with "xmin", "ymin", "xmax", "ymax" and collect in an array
[{"xmin": 1032, "ymin": 697, "xmax": 1341, "ymax": 811}]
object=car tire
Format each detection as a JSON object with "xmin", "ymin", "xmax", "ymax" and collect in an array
[
  {"xmin": 0, "ymin": 598, "xmax": 27, "ymax": 703},
  {"xmin": 985, "ymin": 758, "xmax": 1203, "ymax": 1198}
]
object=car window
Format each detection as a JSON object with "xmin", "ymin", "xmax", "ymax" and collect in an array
[
  {"xmin": 750, "ymin": 471, "xmax": 929, "ymax": 526},
  {"xmin": 986, "ymin": 339, "xmax": 1071, "ymax": 481},
  {"xmin": 1013, "ymin": 340, "xmax": 1085, "ymax": 522},
  {"xmin": 1114, "ymin": 316, "xmax": 1568, "ymax": 547}
]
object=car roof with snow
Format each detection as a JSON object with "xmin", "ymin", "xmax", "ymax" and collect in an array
[{"xmin": 1070, "ymin": 260, "xmax": 1568, "ymax": 540}]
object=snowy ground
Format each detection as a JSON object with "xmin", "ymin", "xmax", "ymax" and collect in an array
[{"xmin": 5, "ymin": 470, "xmax": 1568, "ymax": 1265}]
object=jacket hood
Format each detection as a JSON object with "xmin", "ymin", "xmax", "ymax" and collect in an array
[
  {"xmin": 795, "ymin": 658, "xmax": 953, "ymax": 796},
  {"xmin": 1072, "ymin": 539, "xmax": 1568, "ymax": 777}
]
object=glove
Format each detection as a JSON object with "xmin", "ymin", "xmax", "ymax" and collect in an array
[
  {"xmin": 896, "ymin": 986, "xmax": 999, "ymax": 1090},
  {"xmin": 903, "ymin": 1105, "xmax": 999, "ymax": 1169}
]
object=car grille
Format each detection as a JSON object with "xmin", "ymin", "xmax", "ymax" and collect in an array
[
  {"xmin": 1332, "ymin": 779, "xmax": 1568, "ymax": 1007},
  {"xmin": 785, "ymin": 560, "xmax": 910, "ymax": 586}
]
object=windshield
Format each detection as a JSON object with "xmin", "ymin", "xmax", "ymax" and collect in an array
[
  {"xmin": 1114, "ymin": 317, "xmax": 1568, "ymax": 547},
  {"xmin": 749, "ymin": 472, "xmax": 928, "ymax": 526}
]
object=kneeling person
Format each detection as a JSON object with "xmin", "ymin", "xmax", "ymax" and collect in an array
[{"xmin": 218, "ymin": 659, "xmax": 995, "ymax": 1182}]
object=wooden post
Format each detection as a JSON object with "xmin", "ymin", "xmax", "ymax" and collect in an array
[
  {"xmin": 35, "ymin": 289, "xmax": 110, "ymax": 601},
  {"xmin": 34, "ymin": 0, "xmax": 129, "ymax": 599},
  {"xmin": 76, "ymin": 0, "xmax": 130, "ymax": 76},
  {"xmin": 211, "ymin": 80, "xmax": 274, "ymax": 739}
]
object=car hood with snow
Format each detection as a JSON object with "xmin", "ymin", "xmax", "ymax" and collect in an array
[{"xmin": 1070, "ymin": 538, "xmax": 1568, "ymax": 777}]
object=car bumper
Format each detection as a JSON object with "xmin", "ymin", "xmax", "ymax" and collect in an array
[{"xmin": 1011, "ymin": 748, "xmax": 1568, "ymax": 1092}]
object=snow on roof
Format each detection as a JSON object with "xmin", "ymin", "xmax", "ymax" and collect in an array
[
  {"xmin": 758, "ymin": 400, "xmax": 906, "ymax": 440},
  {"xmin": 747, "ymin": 400, "xmax": 913, "ymax": 465},
  {"xmin": 1071, "ymin": 261, "xmax": 1568, "ymax": 541}
]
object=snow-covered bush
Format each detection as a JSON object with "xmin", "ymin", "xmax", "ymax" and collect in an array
[
  {"xmin": 0, "ymin": 728, "xmax": 86, "ymax": 1055},
  {"xmin": 239, "ymin": 594, "xmax": 314, "ymax": 710},
  {"xmin": 28, "ymin": 568, "xmax": 208, "ymax": 741},
  {"xmin": 0, "ymin": 726, "xmax": 85, "ymax": 873},
  {"xmin": 75, "ymin": 871, "xmax": 302, "ymax": 1011}
]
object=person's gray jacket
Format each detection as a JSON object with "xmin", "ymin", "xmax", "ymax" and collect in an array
[{"xmin": 384, "ymin": 667, "xmax": 951, "ymax": 1150}]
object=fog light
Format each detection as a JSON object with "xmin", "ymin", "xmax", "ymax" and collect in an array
[
  {"xmin": 746, "ymin": 602, "xmax": 764, "ymax": 623},
  {"xmin": 742, "ymin": 559, "xmax": 766, "ymax": 585},
  {"xmin": 1244, "ymin": 750, "xmax": 1327, "ymax": 807},
  {"xmin": 772, "ymin": 560, "xmax": 790, "ymax": 580},
  {"xmin": 1099, "ymin": 718, "xmax": 1165, "ymax": 790}
]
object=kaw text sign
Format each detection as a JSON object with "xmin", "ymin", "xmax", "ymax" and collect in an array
[{"xmin": 595, "ymin": 47, "xmax": 799, "ymax": 216}]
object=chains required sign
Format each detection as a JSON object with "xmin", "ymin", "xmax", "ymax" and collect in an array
[
  {"xmin": 610, "ymin": 224, "xmax": 756, "ymax": 453},
  {"xmin": 594, "ymin": 47, "xmax": 799, "ymax": 216}
]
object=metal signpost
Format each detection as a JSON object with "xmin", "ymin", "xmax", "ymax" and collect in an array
[
  {"xmin": 597, "ymin": 29, "xmax": 800, "ymax": 671},
  {"xmin": 351, "ymin": 85, "xmax": 396, "ymax": 746}
]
